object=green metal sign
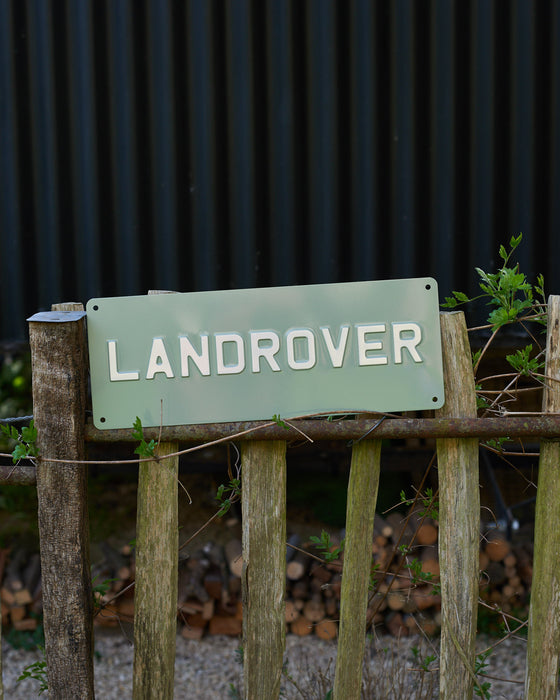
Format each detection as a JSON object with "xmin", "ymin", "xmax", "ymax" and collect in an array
[{"xmin": 86, "ymin": 279, "xmax": 444, "ymax": 429}]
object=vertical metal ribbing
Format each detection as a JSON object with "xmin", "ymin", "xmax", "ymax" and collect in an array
[
  {"xmin": 225, "ymin": 0, "xmax": 258, "ymax": 289},
  {"xmin": 0, "ymin": 1, "xmax": 25, "ymax": 338},
  {"xmin": 146, "ymin": 0, "xmax": 179, "ymax": 290},
  {"xmin": 469, "ymin": 0, "xmax": 495, "ymax": 295},
  {"xmin": 390, "ymin": 0, "xmax": 415, "ymax": 278},
  {"xmin": 187, "ymin": 0, "xmax": 219, "ymax": 291},
  {"xmin": 106, "ymin": 1, "xmax": 141, "ymax": 295},
  {"xmin": 306, "ymin": 0, "xmax": 338, "ymax": 284},
  {"xmin": 266, "ymin": 0, "xmax": 297, "ymax": 286},
  {"xmin": 67, "ymin": 0, "xmax": 101, "ymax": 301},
  {"xmin": 349, "ymin": 0, "xmax": 378, "ymax": 281},
  {"xmin": 27, "ymin": 0, "xmax": 63, "ymax": 308},
  {"xmin": 430, "ymin": 0, "xmax": 455, "ymax": 295},
  {"xmin": 509, "ymin": 0, "xmax": 535, "ymax": 272}
]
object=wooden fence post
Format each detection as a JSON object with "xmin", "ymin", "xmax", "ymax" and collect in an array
[
  {"xmin": 436, "ymin": 311, "xmax": 479, "ymax": 699},
  {"xmin": 333, "ymin": 439, "xmax": 382, "ymax": 700},
  {"xmin": 525, "ymin": 295, "xmax": 560, "ymax": 699},
  {"xmin": 132, "ymin": 442, "xmax": 178, "ymax": 699},
  {"xmin": 133, "ymin": 291, "xmax": 179, "ymax": 699},
  {"xmin": 28, "ymin": 302, "xmax": 94, "ymax": 699},
  {"xmin": 241, "ymin": 440, "xmax": 287, "ymax": 700}
]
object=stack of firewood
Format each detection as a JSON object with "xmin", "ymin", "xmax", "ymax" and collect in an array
[
  {"xmin": 479, "ymin": 528, "xmax": 533, "ymax": 613},
  {"xmin": 0, "ymin": 548, "xmax": 42, "ymax": 631},
  {"xmin": 0, "ymin": 517, "xmax": 533, "ymax": 638}
]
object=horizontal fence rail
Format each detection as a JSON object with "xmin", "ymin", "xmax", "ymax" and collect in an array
[
  {"xmin": 2, "ymin": 416, "xmax": 557, "ymax": 485},
  {"xmin": 84, "ymin": 415, "xmax": 560, "ymax": 443}
]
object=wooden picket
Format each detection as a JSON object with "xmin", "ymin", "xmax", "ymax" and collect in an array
[
  {"xmin": 17, "ymin": 298, "xmax": 560, "ymax": 698},
  {"xmin": 525, "ymin": 295, "xmax": 560, "ymax": 699}
]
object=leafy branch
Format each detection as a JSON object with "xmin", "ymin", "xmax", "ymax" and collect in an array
[
  {"xmin": 442, "ymin": 233, "xmax": 546, "ymax": 332},
  {"xmin": 215, "ymin": 478, "xmax": 242, "ymax": 517},
  {"xmin": 309, "ymin": 529, "xmax": 344, "ymax": 563},
  {"xmin": 0, "ymin": 420, "xmax": 39, "ymax": 464}
]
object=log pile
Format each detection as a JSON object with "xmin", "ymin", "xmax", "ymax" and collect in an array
[{"xmin": 0, "ymin": 519, "xmax": 533, "ymax": 639}]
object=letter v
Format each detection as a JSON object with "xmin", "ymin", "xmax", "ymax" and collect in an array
[{"xmin": 320, "ymin": 326, "xmax": 350, "ymax": 368}]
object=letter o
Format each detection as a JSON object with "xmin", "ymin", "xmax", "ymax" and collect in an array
[{"xmin": 286, "ymin": 329, "xmax": 316, "ymax": 370}]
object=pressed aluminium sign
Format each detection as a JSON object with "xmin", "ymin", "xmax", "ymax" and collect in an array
[{"xmin": 86, "ymin": 278, "xmax": 444, "ymax": 429}]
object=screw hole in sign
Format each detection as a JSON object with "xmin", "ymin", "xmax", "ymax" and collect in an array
[
  {"xmin": 93, "ymin": 305, "xmax": 99, "ymax": 311},
  {"xmin": 425, "ymin": 284, "xmax": 431, "ymax": 290},
  {"xmin": 100, "ymin": 417, "xmax": 106, "ymax": 423},
  {"xmin": 432, "ymin": 397, "xmax": 438, "ymax": 403}
]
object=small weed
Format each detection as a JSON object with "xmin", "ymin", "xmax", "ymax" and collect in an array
[
  {"xmin": 228, "ymin": 682, "xmax": 241, "ymax": 699},
  {"xmin": 215, "ymin": 478, "xmax": 242, "ymax": 517},
  {"xmin": 17, "ymin": 645, "xmax": 48, "ymax": 696},
  {"xmin": 273, "ymin": 413, "xmax": 290, "ymax": 430},
  {"xmin": 132, "ymin": 416, "xmax": 156, "ymax": 459},
  {"xmin": 309, "ymin": 530, "xmax": 344, "ymax": 563},
  {"xmin": 474, "ymin": 650, "xmax": 492, "ymax": 699},
  {"xmin": 411, "ymin": 645, "xmax": 437, "ymax": 672}
]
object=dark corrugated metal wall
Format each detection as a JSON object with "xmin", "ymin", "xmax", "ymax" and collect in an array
[{"xmin": 1, "ymin": 0, "xmax": 558, "ymax": 340}]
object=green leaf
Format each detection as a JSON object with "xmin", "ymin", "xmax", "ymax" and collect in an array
[
  {"xmin": 506, "ymin": 344, "xmax": 544, "ymax": 376},
  {"xmin": 272, "ymin": 414, "xmax": 289, "ymax": 430},
  {"xmin": 11, "ymin": 444, "xmax": 29, "ymax": 463},
  {"xmin": 498, "ymin": 244, "xmax": 507, "ymax": 262},
  {"xmin": 441, "ymin": 296, "xmax": 458, "ymax": 309},
  {"xmin": 132, "ymin": 416, "xmax": 156, "ymax": 458},
  {"xmin": 21, "ymin": 422, "xmax": 37, "ymax": 445},
  {"xmin": 132, "ymin": 416, "xmax": 144, "ymax": 442},
  {"xmin": 487, "ymin": 307, "xmax": 511, "ymax": 329}
]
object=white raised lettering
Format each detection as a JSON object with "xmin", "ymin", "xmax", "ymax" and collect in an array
[
  {"xmin": 250, "ymin": 331, "xmax": 281, "ymax": 372},
  {"xmin": 216, "ymin": 333, "xmax": 245, "ymax": 374},
  {"xmin": 357, "ymin": 324, "xmax": 388, "ymax": 366},
  {"xmin": 146, "ymin": 338, "xmax": 174, "ymax": 379},
  {"xmin": 180, "ymin": 334, "xmax": 210, "ymax": 376},
  {"xmin": 286, "ymin": 329, "xmax": 316, "ymax": 370},
  {"xmin": 392, "ymin": 322, "xmax": 423, "ymax": 363},
  {"xmin": 107, "ymin": 340, "xmax": 140, "ymax": 381},
  {"xmin": 320, "ymin": 325, "xmax": 350, "ymax": 367}
]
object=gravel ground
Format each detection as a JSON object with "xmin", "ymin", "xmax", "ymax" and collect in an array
[{"xmin": 1, "ymin": 629, "xmax": 548, "ymax": 699}]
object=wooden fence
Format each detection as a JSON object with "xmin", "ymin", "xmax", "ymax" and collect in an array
[{"xmin": 10, "ymin": 296, "xmax": 560, "ymax": 698}]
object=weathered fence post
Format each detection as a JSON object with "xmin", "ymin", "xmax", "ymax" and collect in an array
[
  {"xmin": 333, "ymin": 439, "xmax": 382, "ymax": 699},
  {"xmin": 525, "ymin": 295, "xmax": 560, "ymax": 699},
  {"xmin": 28, "ymin": 302, "xmax": 94, "ymax": 699},
  {"xmin": 436, "ymin": 311, "xmax": 479, "ymax": 699},
  {"xmin": 133, "ymin": 291, "xmax": 179, "ymax": 699},
  {"xmin": 241, "ymin": 440, "xmax": 287, "ymax": 700},
  {"xmin": 132, "ymin": 442, "xmax": 178, "ymax": 699}
]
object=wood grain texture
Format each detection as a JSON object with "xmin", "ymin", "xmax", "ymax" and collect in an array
[
  {"xmin": 333, "ymin": 439, "xmax": 381, "ymax": 700},
  {"xmin": 29, "ymin": 302, "xmax": 94, "ymax": 699},
  {"xmin": 132, "ymin": 441, "xmax": 178, "ymax": 699},
  {"xmin": 525, "ymin": 296, "xmax": 560, "ymax": 699},
  {"xmin": 436, "ymin": 311, "xmax": 479, "ymax": 700},
  {"xmin": 241, "ymin": 440, "xmax": 287, "ymax": 700},
  {"xmin": 133, "ymin": 289, "xmax": 178, "ymax": 700}
]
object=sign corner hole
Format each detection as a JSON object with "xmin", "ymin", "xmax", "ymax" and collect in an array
[{"xmin": 100, "ymin": 416, "xmax": 106, "ymax": 423}]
